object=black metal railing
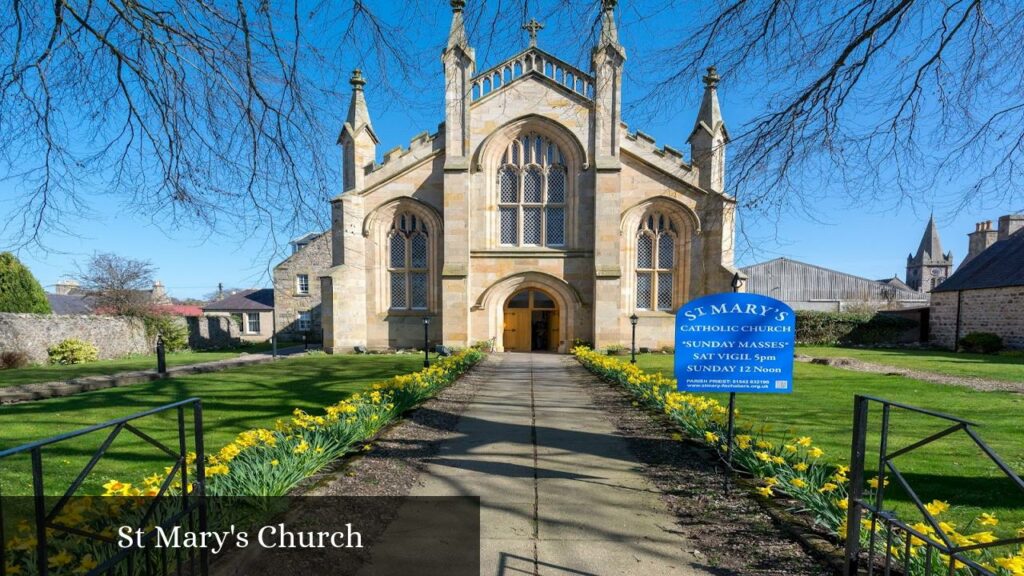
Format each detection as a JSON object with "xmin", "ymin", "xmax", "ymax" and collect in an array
[
  {"xmin": 0, "ymin": 398, "xmax": 207, "ymax": 576},
  {"xmin": 844, "ymin": 395, "xmax": 1024, "ymax": 576}
]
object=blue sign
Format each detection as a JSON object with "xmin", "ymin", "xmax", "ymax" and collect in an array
[{"xmin": 675, "ymin": 293, "xmax": 795, "ymax": 393}]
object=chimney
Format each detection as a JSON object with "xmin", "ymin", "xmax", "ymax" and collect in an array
[
  {"xmin": 997, "ymin": 213, "xmax": 1024, "ymax": 241},
  {"xmin": 55, "ymin": 279, "xmax": 79, "ymax": 295},
  {"xmin": 963, "ymin": 220, "xmax": 998, "ymax": 267},
  {"xmin": 151, "ymin": 280, "xmax": 169, "ymax": 304}
]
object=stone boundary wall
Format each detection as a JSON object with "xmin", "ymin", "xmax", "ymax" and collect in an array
[
  {"xmin": 0, "ymin": 313, "xmax": 149, "ymax": 364},
  {"xmin": 930, "ymin": 287, "xmax": 1024, "ymax": 349},
  {"xmin": 187, "ymin": 315, "xmax": 242, "ymax": 350}
]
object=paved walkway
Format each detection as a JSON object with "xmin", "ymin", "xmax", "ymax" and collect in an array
[
  {"xmin": 0, "ymin": 346, "xmax": 310, "ymax": 404},
  {"xmin": 395, "ymin": 353, "xmax": 709, "ymax": 575}
]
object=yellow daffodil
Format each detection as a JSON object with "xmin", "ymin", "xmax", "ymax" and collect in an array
[
  {"xmin": 49, "ymin": 550, "xmax": 74, "ymax": 569},
  {"xmin": 705, "ymin": 431, "xmax": 719, "ymax": 443},
  {"xmin": 790, "ymin": 477, "xmax": 808, "ymax": 489},
  {"xmin": 756, "ymin": 486, "xmax": 774, "ymax": 497},
  {"xmin": 978, "ymin": 513, "xmax": 998, "ymax": 526},
  {"xmin": 793, "ymin": 462, "xmax": 809, "ymax": 472},
  {"xmin": 795, "ymin": 436, "xmax": 813, "ymax": 447},
  {"xmin": 925, "ymin": 500, "xmax": 950, "ymax": 516},
  {"xmin": 808, "ymin": 447, "xmax": 824, "ymax": 459},
  {"xmin": 77, "ymin": 554, "xmax": 99, "ymax": 573},
  {"xmin": 867, "ymin": 477, "xmax": 889, "ymax": 489}
]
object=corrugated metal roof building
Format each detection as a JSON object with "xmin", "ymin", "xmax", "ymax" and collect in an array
[{"xmin": 740, "ymin": 258, "xmax": 929, "ymax": 311}]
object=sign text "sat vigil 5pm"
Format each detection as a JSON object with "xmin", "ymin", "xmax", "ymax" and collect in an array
[{"xmin": 674, "ymin": 293, "xmax": 796, "ymax": 394}]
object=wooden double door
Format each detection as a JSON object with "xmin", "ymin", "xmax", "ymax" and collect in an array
[{"xmin": 502, "ymin": 289, "xmax": 560, "ymax": 352}]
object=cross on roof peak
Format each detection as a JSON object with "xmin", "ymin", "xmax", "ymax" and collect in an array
[{"xmin": 523, "ymin": 18, "xmax": 544, "ymax": 47}]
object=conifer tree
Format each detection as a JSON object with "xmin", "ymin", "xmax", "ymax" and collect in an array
[{"xmin": 0, "ymin": 252, "xmax": 51, "ymax": 313}]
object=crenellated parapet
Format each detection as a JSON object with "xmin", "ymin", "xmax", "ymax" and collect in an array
[
  {"xmin": 359, "ymin": 130, "xmax": 443, "ymax": 191},
  {"xmin": 471, "ymin": 47, "xmax": 595, "ymax": 102},
  {"xmin": 619, "ymin": 122, "xmax": 710, "ymax": 187}
]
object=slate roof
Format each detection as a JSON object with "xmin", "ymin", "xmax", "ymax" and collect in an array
[
  {"xmin": 203, "ymin": 289, "xmax": 274, "ymax": 312},
  {"xmin": 46, "ymin": 293, "xmax": 95, "ymax": 315},
  {"xmin": 933, "ymin": 230, "xmax": 1024, "ymax": 292},
  {"xmin": 878, "ymin": 276, "xmax": 913, "ymax": 291}
]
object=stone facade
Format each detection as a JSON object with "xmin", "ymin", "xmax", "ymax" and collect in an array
[
  {"xmin": 273, "ymin": 231, "xmax": 330, "ymax": 342},
  {"xmin": 930, "ymin": 287, "xmax": 1024, "ymax": 349},
  {"xmin": 0, "ymin": 313, "xmax": 149, "ymax": 364},
  {"xmin": 186, "ymin": 315, "xmax": 242, "ymax": 350},
  {"xmin": 906, "ymin": 216, "xmax": 953, "ymax": 292},
  {"xmin": 321, "ymin": 3, "xmax": 739, "ymax": 354}
]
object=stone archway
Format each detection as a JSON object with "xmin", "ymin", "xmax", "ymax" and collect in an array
[
  {"xmin": 476, "ymin": 272, "xmax": 582, "ymax": 353},
  {"xmin": 502, "ymin": 288, "xmax": 560, "ymax": 352}
]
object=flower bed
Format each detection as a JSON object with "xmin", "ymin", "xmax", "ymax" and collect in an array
[
  {"xmin": 572, "ymin": 346, "xmax": 1023, "ymax": 575},
  {"xmin": 103, "ymin": 349, "xmax": 483, "ymax": 498}
]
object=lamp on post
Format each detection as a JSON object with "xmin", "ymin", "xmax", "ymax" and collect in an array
[
  {"xmin": 422, "ymin": 317, "xmax": 430, "ymax": 368},
  {"xmin": 156, "ymin": 334, "xmax": 167, "ymax": 375},
  {"xmin": 731, "ymin": 272, "xmax": 745, "ymax": 293},
  {"xmin": 629, "ymin": 313, "xmax": 639, "ymax": 364}
]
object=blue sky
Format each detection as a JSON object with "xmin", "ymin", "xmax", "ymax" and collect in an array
[{"xmin": 1, "ymin": 1, "xmax": 1019, "ymax": 300}]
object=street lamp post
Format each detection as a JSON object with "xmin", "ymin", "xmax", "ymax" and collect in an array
[
  {"xmin": 731, "ymin": 272, "xmax": 744, "ymax": 293},
  {"xmin": 422, "ymin": 317, "xmax": 430, "ymax": 368},
  {"xmin": 156, "ymin": 334, "xmax": 167, "ymax": 375},
  {"xmin": 629, "ymin": 313, "xmax": 639, "ymax": 364}
]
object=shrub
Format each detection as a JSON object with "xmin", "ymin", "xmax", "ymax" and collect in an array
[
  {"xmin": 0, "ymin": 350, "xmax": 31, "ymax": 369},
  {"xmin": 795, "ymin": 311, "xmax": 917, "ymax": 345},
  {"xmin": 48, "ymin": 339, "xmax": 99, "ymax": 365},
  {"xmin": 143, "ymin": 314, "xmax": 189, "ymax": 352},
  {"xmin": 0, "ymin": 252, "xmax": 51, "ymax": 314},
  {"xmin": 959, "ymin": 332, "xmax": 1004, "ymax": 354}
]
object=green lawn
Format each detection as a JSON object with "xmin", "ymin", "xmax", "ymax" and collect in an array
[
  {"xmin": 0, "ymin": 343, "xmax": 275, "ymax": 388},
  {"xmin": 0, "ymin": 354, "xmax": 424, "ymax": 495},
  {"xmin": 798, "ymin": 345, "xmax": 1024, "ymax": 382},
  {"xmin": 636, "ymin": 354, "xmax": 1024, "ymax": 535}
]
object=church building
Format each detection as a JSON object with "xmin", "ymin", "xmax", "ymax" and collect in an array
[
  {"xmin": 321, "ymin": 0, "xmax": 740, "ymax": 353},
  {"xmin": 906, "ymin": 215, "xmax": 953, "ymax": 292}
]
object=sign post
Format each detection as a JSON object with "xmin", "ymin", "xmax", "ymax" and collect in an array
[{"xmin": 674, "ymin": 292, "xmax": 796, "ymax": 488}]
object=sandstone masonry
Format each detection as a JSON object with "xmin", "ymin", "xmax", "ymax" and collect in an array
[
  {"xmin": 930, "ymin": 287, "xmax": 1024, "ymax": 349},
  {"xmin": 274, "ymin": 231, "xmax": 331, "ymax": 342},
  {"xmin": 0, "ymin": 313, "xmax": 149, "ymax": 364}
]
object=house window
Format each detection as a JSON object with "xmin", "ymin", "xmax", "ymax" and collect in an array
[
  {"xmin": 296, "ymin": 274, "xmax": 309, "ymax": 295},
  {"xmin": 636, "ymin": 213, "xmax": 676, "ymax": 311},
  {"xmin": 246, "ymin": 312, "xmax": 261, "ymax": 334},
  {"xmin": 497, "ymin": 133, "xmax": 567, "ymax": 247},
  {"xmin": 297, "ymin": 311, "xmax": 312, "ymax": 331},
  {"xmin": 388, "ymin": 212, "xmax": 429, "ymax": 310}
]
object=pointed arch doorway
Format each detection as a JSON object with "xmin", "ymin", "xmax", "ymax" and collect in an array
[{"xmin": 502, "ymin": 289, "xmax": 560, "ymax": 352}]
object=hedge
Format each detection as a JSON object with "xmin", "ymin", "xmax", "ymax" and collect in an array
[{"xmin": 795, "ymin": 311, "xmax": 917, "ymax": 345}]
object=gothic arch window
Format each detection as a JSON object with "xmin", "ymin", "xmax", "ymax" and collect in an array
[
  {"xmin": 388, "ymin": 212, "xmax": 429, "ymax": 310},
  {"xmin": 497, "ymin": 133, "xmax": 567, "ymax": 247},
  {"xmin": 636, "ymin": 213, "xmax": 677, "ymax": 311}
]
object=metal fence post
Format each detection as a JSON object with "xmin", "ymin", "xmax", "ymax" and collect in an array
[{"xmin": 844, "ymin": 395, "xmax": 869, "ymax": 576}]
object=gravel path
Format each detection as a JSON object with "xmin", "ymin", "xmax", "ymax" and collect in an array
[{"xmin": 796, "ymin": 355, "xmax": 1024, "ymax": 393}]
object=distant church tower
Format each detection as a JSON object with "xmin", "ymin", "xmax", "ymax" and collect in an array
[{"xmin": 906, "ymin": 215, "xmax": 953, "ymax": 292}]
